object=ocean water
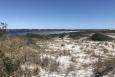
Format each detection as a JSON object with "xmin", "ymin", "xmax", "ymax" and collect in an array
[{"xmin": 8, "ymin": 29, "xmax": 79, "ymax": 35}]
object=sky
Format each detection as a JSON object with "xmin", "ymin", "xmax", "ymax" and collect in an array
[{"xmin": 0, "ymin": 0, "xmax": 115, "ymax": 29}]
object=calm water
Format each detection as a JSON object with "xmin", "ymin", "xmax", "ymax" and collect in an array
[{"xmin": 8, "ymin": 29, "xmax": 79, "ymax": 35}]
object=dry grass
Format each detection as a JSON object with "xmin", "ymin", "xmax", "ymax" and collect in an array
[
  {"xmin": 1, "ymin": 35, "xmax": 115, "ymax": 77},
  {"xmin": 0, "ymin": 36, "xmax": 60, "ymax": 77},
  {"xmin": 93, "ymin": 57, "xmax": 115, "ymax": 77}
]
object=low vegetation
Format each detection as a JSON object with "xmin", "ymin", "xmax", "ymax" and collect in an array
[
  {"xmin": 26, "ymin": 33, "xmax": 60, "ymax": 39},
  {"xmin": 68, "ymin": 32, "xmax": 89, "ymax": 39},
  {"xmin": 0, "ymin": 22, "xmax": 7, "ymax": 37},
  {"xmin": 0, "ymin": 30, "xmax": 115, "ymax": 77},
  {"xmin": 90, "ymin": 33, "xmax": 114, "ymax": 41}
]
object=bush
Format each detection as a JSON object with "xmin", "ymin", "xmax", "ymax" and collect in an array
[
  {"xmin": 68, "ymin": 32, "xmax": 88, "ymax": 39},
  {"xmin": 58, "ymin": 33, "xmax": 66, "ymax": 39},
  {"xmin": 94, "ymin": 58, "xmax": 115, "ymax": 77},
  {"xmin": 26, "ymin": 33, "xmax": 45, "ymax": 39},
  {"xmin": 0, "ymin": 22, "xmax": 7, "ymax": 37},
  {"xmin": 0, "ymin": 50, "xmax": 20, "ymax": 76},
  {"xmin": 26, "ymin": 33, "xmax": 60, "ymax": 40},
  {"xmin": 90, "ymin": 33, "xmax": 114, "ymax": 41},
  {"xmin": 3, "ymin": 57, "xmax": 20, "ymax": 75}
]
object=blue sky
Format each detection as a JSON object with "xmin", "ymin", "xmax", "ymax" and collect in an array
[{"xmin": 0, "ymin": 0, "xmax": 115, "ymax": 29}]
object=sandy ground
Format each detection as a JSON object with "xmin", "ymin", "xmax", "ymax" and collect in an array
[
  {"xmin": 19, "ymin": 36, "xmax": 115, "ymax": 77},
  {"xmin": 107, "ymin": 34, "xmax": 115, "ymax": 39}
]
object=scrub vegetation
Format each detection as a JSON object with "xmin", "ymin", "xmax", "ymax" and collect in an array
[{"xmin": 0, "ymin": 28, "xmax": 115, "ymax": 77}]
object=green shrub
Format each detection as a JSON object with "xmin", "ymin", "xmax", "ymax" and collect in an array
[
  {"xmin": 3, "ymin": 57, "xmax": 20, "ymax": 75},
  {"xmin": 90, "ymin": 33, "xmax": 114, "ymax": 41},
  {"xmin": 68, "ymin": 32, "xmax": 88, "ymax": 39},
  {"xmin": 0, "ymin": 50, "xmax": 20, "ymax": 76},
  {"xmin": 26, "ymin": 33, "xmax": 59, "ymax": 40},
  {"xmin": 0, "ymin": 22, "xmax": 7, "ymax": 37}
]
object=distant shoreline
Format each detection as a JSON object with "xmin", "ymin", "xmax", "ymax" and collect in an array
[
  {"xmin": 6, "ymin": 29, "xmax": 115, "ymax": 36},
  {"xmin": 7, "ymin": 29, "xmax": 79, "ymax": 35}
]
